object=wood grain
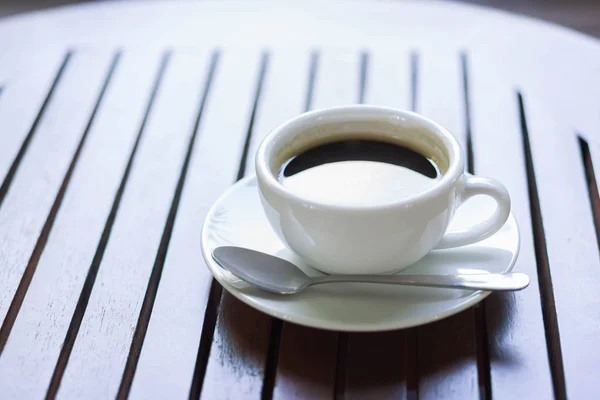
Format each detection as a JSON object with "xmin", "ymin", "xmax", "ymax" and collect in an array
[
  {"xmin": 521, "ymin": 91, "xmax": 600, "ymax": 399},
  {"xmin": 273, "ymin": 326, "xmax": 338, "ymax": 400},
  {"xmin": 415, "ymin": 48, "xmax": 479, "ymax": 400},
  {"xmin": 129, "ymin": 49, "xmax": 265, "ymax": 400},
  {"xmin": 0, "ymin": 3, "xmax": 596, "ymax": 396},
  {"xmin": 55, "ymin": 50, "xmax": 214, "ymax": 400},
  {"xmin": 117, "ymin": 51, "xmax": 218, "ymax": 398},
  {"xmin": 579, "ymin": 139, "xmax": 600, "ymax": 252},
  {"xmin": 270, "ymin": 49, "xmax": 363, "ymax": 400},
  {"xmin": 243, "ymin": 49, "xmax": 313, "ymax": 174},
  {"xmin": 0, "ymin": 49, "xmax": 114, "ymax": 331},
  {"xmin": 343, "ymin": 48, "xmax": 412, "ymax": 400},
  {"xmin": 0, "ymin": 49, "xmax": 162, "ymax": 399},
  {"xmin": 0, "ymin": 50, "xmax": 118, "ymax": 357},
  {"xmin": 197, "ymin": 51, "xmax": 273, "ymax": 400},
  {"xmin": 201, "ymin": 293, "xmax": 273, "ymax": 400},
  {"xmin": 468, "ymin": 53, "xmax": 555, "ymax": 399},
  {"xmin": 2, "ymin": 0, "xmax": 600, "ymax": 144},
  {"xmin": 345, "ymin": 331, "xmax": 408, "ymax": 400},
  {"xmin": 235, "ymin": 49, "xmax": 312, "ymax": 400},
  {"xmin": 0, "ymin": 48, "xmax": 67, "ymax": 205}
]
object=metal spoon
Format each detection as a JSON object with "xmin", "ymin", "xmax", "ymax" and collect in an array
[{"xmin": 212, "ymin": 246, "xmax": 530, "ymax": 295}]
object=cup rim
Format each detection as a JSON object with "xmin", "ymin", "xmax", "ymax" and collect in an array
[{"xmin": 255, "ymin": 105, "xmax": 463, "ymax": 212}]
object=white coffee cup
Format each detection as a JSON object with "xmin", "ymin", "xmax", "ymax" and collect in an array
[{"xmin": 255, "ymin": 105, "xmax": 510, "ymax": 275}]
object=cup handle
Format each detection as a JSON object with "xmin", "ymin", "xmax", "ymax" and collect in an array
[{"xmin": 435, "ymin": 174, "xmax": 511, "ymax": 249}]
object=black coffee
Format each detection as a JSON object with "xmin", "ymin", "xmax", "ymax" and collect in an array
[{"xmin": 278, "ymin": 139, "xmax": 441, "ymax": 205}]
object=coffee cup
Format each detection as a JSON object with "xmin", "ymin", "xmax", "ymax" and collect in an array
[{"xmin": 255, "ymin": 105, "xmax": 510, "ymax": 275}]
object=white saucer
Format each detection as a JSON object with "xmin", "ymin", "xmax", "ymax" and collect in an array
[{"xmin": 201, "ymin": 176, "xmax": 520, "ymax": 332}]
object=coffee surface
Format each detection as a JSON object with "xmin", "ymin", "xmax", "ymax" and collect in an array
[{"xmin": 278, "ymin": 139, "xmax": 441, "ymax": 206}]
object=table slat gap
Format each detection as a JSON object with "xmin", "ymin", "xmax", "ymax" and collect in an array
[
  {"xmin": 236, "ymin": 52, "xmax": 269, "ymax": 181},
  {"xmin": 344, "ymin": 48, "xmax": 411, "ymax": 400},
  {"xmin": 410, "ymin": 51, "xmax": 418, "ymax": 113},
  {"xmin": 462, "ymin": 53, "xmax": 492, "ymax": 400},
  {"xmin": 406, "ymin": 329, "xmax": 419, "ymax": 400},
  {"xmin": 0, "ymin": 49, "xmax": 163, "ymax": 398},
  {"xmin": 474, "ymin": 305, "xmax": 491, "ymax": 400},
  {"xmin": 577, "ymin": 137, "xmax": 600, "ymax": 251},
  {"xmin": 43, "ymin": 51, "xmax": 170, "ymax": 399},
  {"xmin": 116, "ymin": 50, "xmax": 219, "ymax": 399},
  {"xmin": 414, "ymin": 48, "xmax": 480, "ymax": 400},
  {"xmin": 188, "ymin": 280, "xmax": 223, "ymax": 400},
  {"xmin": 260, "ymin": 49, "xmax": 320, "ymax": 400},
  {"xmin": 332, "ymin": 50, "xmax": 368, "ymax": 400},
  {"xmin": 333, "ymin": 332, "xmax": 348, "ymax": 400},
  {"xmin": 43, "ymin": 50, "xmax": 167, "ymax": 398},
  {"xmin": 517, "ymin": 93, "xmax": 567, "ymax": 400},
  {"xmin": 303, "ymin": 51, "xmax": 319, "ymax": 113},
  {"xmin": 358, "ymin": 51, "xmax": 368, "ymax": 104},
  {"xmin": 248, "ymin": 53, "xmax": 283, "ymax": 400},
  {"xmin": 189, "ymin": 50, "xmax": 270, "ymax": 398},
  {"xmin": 58, "ymin": 49, "xmax": 217, "ymax": 398},
  {"xmin": 127, "ymin": 48, "xmax": 266, "ymax": 399},
  {"xmin": 407, "ymin": 51, "xmax": 419, "ymax": 400},
  {"xmin": 197, "ymin": 50, "xmax": 272, "ymax": 400},
  {"xmin": 271, "ymin": 50, "xmax": 362, "ymax": 400},
  {"xmin": 0, "ymin": 52, "xmax": 71, "ymax": 209},
  {"xmin": 47, "ymin": 52, "xmax": 170, "ymax": 399},
  {"xmin": 0, "ymin": 51, "xmax": 120, "ymax": 354},
  {"xmin": 462, "ymin": 53, "xmax": 475, "ymax": 177},
  {"xmin": 260, "ymin": 318, "xmax": 283, "ymax": 400},
  {"xmin": 468, "ymin": 52, "xmax": 554, "ymax": 398}
]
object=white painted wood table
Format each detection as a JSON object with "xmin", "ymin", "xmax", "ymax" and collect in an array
[{"xmin": 0, "ymin": 1, "xmax": 599, "ymax": 399}]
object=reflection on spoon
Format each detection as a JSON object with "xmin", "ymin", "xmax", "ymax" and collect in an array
[{"xmin": 212, "ymin": 246, "xmax": 530, "ymax": 295}]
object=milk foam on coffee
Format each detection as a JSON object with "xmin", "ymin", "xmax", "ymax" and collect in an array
[
  {"xmin": 278, "ymin": 139, "xmax": 441, "ymax": 206},
  {"xmin": 282, "ymin": 160, "xmax": 439, "ymax": 205}
]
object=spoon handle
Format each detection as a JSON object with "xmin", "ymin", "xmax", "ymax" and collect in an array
[{"xmin": 309, "ymin": 272, "xmax": 530, "ymax": 291}]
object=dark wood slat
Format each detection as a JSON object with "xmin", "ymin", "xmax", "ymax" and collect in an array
[
  {"xmin": 519, "ymin": 94, "xmax": 567, "ymax": 399},
  {"xmin": 197, "ymin": 51, "xmax": 272, "ymax": 400},
  {"xmin": 201, "ymin": 293, "xmax": 273, "ymax": 400},
  {"xmin": 261, "ymin": 319, "xmax": 283, "ymax": 400},
  {"xmin": 234, "ymin": 49, "xmax": 314, "ymax": 400},
  {"xmin": 418, "ymin": 311, "xmax": 478, "ymax": 399},
  {"xmin": 244, "ymin": 50, "xmax": 314, "ymax": 173},
  {"xmin": 2, "ymin": 50, "xmax": 119, "ymax": 348},
  {"xmin": 270, "ymin": 50, "xmax": 362, "ymax": 400},
  {"xmin": 0, "ymin": 49, "xmax": 66, "ymax": 191},
  {"xmin": 0, "ymin": 49, "xmax": 115, "ymax": 335},
  {"xmin": 415, "ymin": 49, "xmax": 479, "ymax": 400},
  {"xmin": 273, "ymin": 326, "xmax": 338, "ymax": 400},
  {"xmin": 55, "ymin": 50, "xmax": 214, "ymax": 399},
  {"xmin": 0, "ymin": 50, "xmax": 164, "ymax": 399},
  {"xmin": 129, "ymin": 49, "xmax": 266, "ymax": 400},
  {"xmin": 468, "ymin": 53, "xmax": 554, "ymax": 398},
  {"xmin": 335, "ymin": 331, "xmax": 349, "ymax": 399},
  {"xmin": 582, "ymin": 139, "xmax": 600, "ymax": 251},
  {"xmin": 3, "ymin": 50, "xmax": 112, "ymax": 357},
  {"xmin": 0, "ymin": 51, "xmax": 70, "ymax": 208},
  {"xmin": 345, "ymin": 332, "xmax": 408, "ymax": 399},
  {"xmin": 118, "ymin": 51, "xmax": 219, "ymax": 398},
  {"xmin": 49, "ymin": 51, "xmax": 170, "ymax": 400},
  {"xmin": 521, "ymin": 91, "xmax": 600, "ymax": 399}
]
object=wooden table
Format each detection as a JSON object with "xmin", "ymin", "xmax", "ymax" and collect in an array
[{"xmin": 0, "ymin": 1, "xmax": 599, "ymax": 399}]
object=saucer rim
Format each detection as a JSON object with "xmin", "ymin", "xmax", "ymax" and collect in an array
[{"xmin": 201, "ymin": 175, "xmax": 520, "ymax": 332}]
